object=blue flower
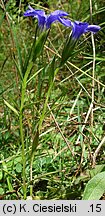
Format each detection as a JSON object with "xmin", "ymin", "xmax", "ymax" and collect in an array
[
  {"xmin": 46, "ymin": 10, "xmax": 71, "ymax": 29},
  {"xmin": 71, "ymin": 21, "xmax": 101, "ymax": 40},
  {"xmin": 61, "ymin": 21, "xmax": 101, "ymax": 66},
  {"xmin": 24, "ymin": 6, "xmax": 71, "ymax": 29},
  {"xmin": 24, "ymin": 6, "xmax": 46, "ymax": 29}
]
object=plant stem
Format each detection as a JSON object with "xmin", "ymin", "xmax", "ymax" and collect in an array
[
  {"xmin": 39, "ymin": 67, "xmax": 59, "ymax": 132},
  {"xmin": 19, "ymin": 61, "xmax": 33, "ymax": 199},
  {"xmin": 20, "ymin": 104, "xmax": 26, "ymax": 199},
  {"xmin": 19, "ymin": 76, "xmax": 28, "ymax": 199},
  {"xmin": 30, "ymin": 129, "xmax": 39, "ymax": 197},
  {"xmin": 20, "ymin": 62, "xmax": 33, "ymax": 199},
  {"xmin": 30, "ymin": 154, "xmax": 34, "ymax": 197}
]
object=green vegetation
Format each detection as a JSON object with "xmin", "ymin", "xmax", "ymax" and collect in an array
[{"xmin": 0, "ymin": 0, "xmax": 105, "ymax": 200}]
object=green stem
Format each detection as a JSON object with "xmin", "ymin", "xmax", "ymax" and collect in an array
[
  {"xmin": 20, "ymin": 87, "xmax": 26, "ymax": 199},
  {"xmin": 30, "ymin": 129, "xmax": 39, "ymax": 197},
  {"xmin": 30, "ymin": 154, "xmax": 34, "ymax": 197},
  {"xmin": 29, "ymin": 169, "xmax": 63, "ymax": 186},
  {"xmin": 39, "ymin": 67, "xmax": 59, "ymax": 131},
  {"xmin": 19, "ymin": 62, "xmax": 33, "ymax": 199}
]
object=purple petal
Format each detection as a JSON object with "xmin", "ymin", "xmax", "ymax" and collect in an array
[
  {"xmin": 24, "ymin": 10, "xmax": 38, "ymax": 17},
  {"xmin": 50, "ymin": 10, "xmax": 69, "ymax": 17},
  {"xmin": 46, "ymin": 10, "xmax": 69, "ymax": 29},
  {"xmin": 24, "ymin": 6, "xmax": 45, "ymax": 17},
  {"xmin": 58, "ymin": 17, "xmax": 71, "ymax": 27},
  {"xmin": 24, "ymin": 6, "xmax": 46, "ymax": 28},
  {"xmin": 71, "ymin": 21, "xmax": 89, "ymax": 39},
  {"xmin": 28, "ymin": 5, "xmax": 35, "ymax": 11},
  {"xmin": 24, "ymin": 7, "xmax": 71, "ymax": 30},
  {"xmin": 86, "ymin": 25, "xmax": 101, "ymax": 33},
  {"xmin": 34, "ymin": 10, "xmax": 46, "ymax": 16},
  {"xmin": 36, "ymin": 16, "xmax": 46, "ymax": 28},
  {"xmin": 46, "ymin": 15, "xmax": 57, "ymax": 29},
  {"xmin": 70, "ymin": 21, "xmax": 101, "ymax": 40}
]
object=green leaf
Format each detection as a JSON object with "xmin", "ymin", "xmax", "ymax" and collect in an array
[
  {"xmin": 60, "ymin": 36, "xmax": 76, "ymax": 66},
  {"xmin": 12, "ymin": 25, "xmax": 23, "ymax": 78},
  {"xmin": 32, "ymin": 30, "xmax": 49, "ymax": 62},
  {"xmin": 90, "ymin": 165, "xmax": 105, "ymax": 178},
  {"xmin": 32, "ymin": 130, "xmax": 39, "ymax": 156},
  {"xmin": 4, "ymin": 99, "xmax": 19, "ymax": 116},
  {"xmin": 23, "ymin": 61, "xmax": 33, "ymax": 86},
  {"xmin": 0, "ymin": 188, "xmax": 4, "ymax": 195},
  {"xmin": 0, "ymin": 170, "xmax": 3, "ymax": 180},
  {"xmin": 13, "ymin": 57, "xmax": 23, "ymax": 80},
  {"xmin": 14, "ymin": 157, "xmax": 22, "ymax": 165},
  {"xmin": 82, "ymin": 54, "xmax": 105, "ymax": 62},
  {"xmin": 27, "ymin": 67, "xmax": 44, "ymax": 84},
  {"xmin": 15, "ymin": 163, "xmax": 22, "ymax": 173},
  {"xmin": 0, "ymin": 1, "xmax": 10, "ymax": 27},
  {"xmin": 45, "ymin": 56, "xmax": 55, "ymax": 83},
  {"xmin": 2, "ymin": 161, "xmax": 13, "ymax": 192},
  {"xmin": 82, "ymin": 171, "xmax": 105, "ymax": 200},
  {"xmin": 7, "ymin": 177, "xmax": 13, "ymax": 191},
  {"xmin": 39, "ymin": 67, "xmax": 59, "ymax": 131}
]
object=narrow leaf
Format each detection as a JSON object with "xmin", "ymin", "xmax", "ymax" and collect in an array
[
  {"xmin": 31, "ymin": 130, "xmax": 39, "ymax": 156},
  {"xmin": 0, "ymin": 1, "xmax": 10, "ymax": 27},
  {"xmin": 27, "ymin": 67, "xmax": 44, "ymax": 84},
  {"xmin": 39, "ymin": 67, "xmax": 59, "ymax": 131},
  {"xmin": 60, "ymin": 36, "xmax": 76, "ymax": 66},
  {"xmin": 32, "ymin": 30, "xmax": 49, "ymax": 62},
  {"xmin": 23, "ymin": 61, "xmax": 33, "ymax": 86},
  {"xmin": 46, "ymin": 56, "xmax": 55, "ymax": 83},
  {"xmin": 2, "ymin": 161, "xmax": 13, "ymax": 192},
  {"xmin": 12, "ymin": 25, "xmax": 23, "ymax": 78},
  {"xmin": 90, "ymin": 165, "xmax": 105, "ymax": 178},
  {"xmin": 4, "ymin": 99, "xmax": 19, "ymax": 116}
]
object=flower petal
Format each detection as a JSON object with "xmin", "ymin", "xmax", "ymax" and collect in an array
[
  {"xmin": 37, "ymin": 16, "xmax": 46, "ymax": 28},
  {"xmin": 46, "ymin": 10, "xmax": 69, "ymax": 29},
  {"xmin": 50, "ymin": 10, "xmax": 69, "ymax": 17},
  {"xmin": 24, "ymin": 7, "xmax": 71, "ymax": 30},
  {"xmin": 71, "ymin": 21, "xmax": 89, "ymax": 39},
  {"xmin": 24, "ymin": 6, "xmax": 46, "ymax": 28},
  {"xmin": 24, "ymin": 10, "xmax": 37, "ymax": 17},
  {"xmin": 70, "ymin": 21, "xmax": 101, "ymax": 40},
  {"xmin": 58, "ymin": 17, "xmax": 71, "ymax": 27},
  {"xmin": 86, "ymin": 25, "xmax": 101, "ymax": 33},
  {"xmin": 24, "ymin": 5, "xmax": 45, "ymax": 17}
]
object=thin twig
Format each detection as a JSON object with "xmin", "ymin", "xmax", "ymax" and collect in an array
[
  {"xmin": 44, "ymin": 45, "xmax": 105, "ymax": 88},
  {"xmin": 1, "ymin": 0, "xmax": 15, "ymax": 50},
  {"xmin": 68, "ymin": 106, "xmax": 100, "ymax": 122},
  {"xmin": 70, "ymin": 89, "xmax": 82, "ymax": 116},
  {"xmin": 29, "ymin": 169, "xmax": 65, "ymax": 186},
  {"xmin": 76, "ymin": 102, "xmax": 93, "ymax": 144},
  {"xmin": 47, "ymin": 104, "xmax": 75, "ymax": 156},
  {"xmin": 0, "ymin": 190, "xmax": 17, "ymax": 200},
  {"xmin": 92, "ymin": 136, "xmax": 105, "ymax": 167}
]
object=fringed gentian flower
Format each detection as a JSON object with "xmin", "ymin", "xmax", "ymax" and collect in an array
[
  {"xmin": 24, "ymin": 5, "xmax": 46, "ymax": 29},
  {"xmin": 71, "ymin": 21, "xmax": 101, "ymax": 40},
  {"xmin": 46, "ymin": 10, "xmax": 71, "ymax": 29},
  {"xmin": 61, "ymin": 20, "xmax": 101, "ymax": 65},
  {"xmin": 24, "ymin": 6, "xmax": 101, "ymax": 66},
  {"xmin": 24, "ymin": 6, "xmax": 71, "ymax": 29}
]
